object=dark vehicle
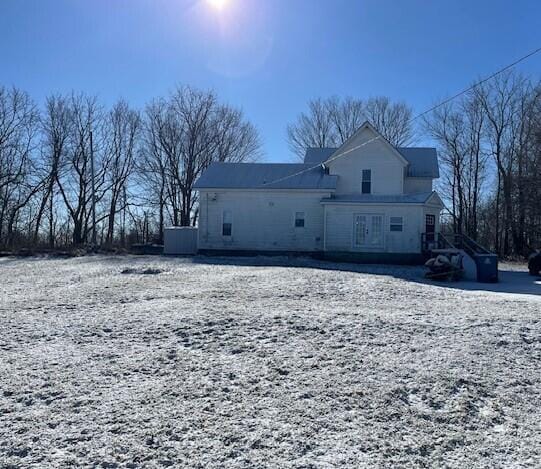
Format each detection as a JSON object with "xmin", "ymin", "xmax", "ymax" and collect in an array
[{"xmin": 528, "ymin": 251, "xmax": 541, "ymax": 276}]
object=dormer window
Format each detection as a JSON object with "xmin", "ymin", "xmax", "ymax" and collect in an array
[{"xmin": 361, "ymin": 170, "xmax": 371, "ymax": 194}]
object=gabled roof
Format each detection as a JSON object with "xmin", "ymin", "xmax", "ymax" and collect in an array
[
  {"xmin": 397, "ymin": 148, "xmax": 439, "ymax": 178},
  {"xmin": 303, "ymin": 146, "xmax": 439, "ymax": 178},
  {"xmin": 193, "ymin": 162, "xmax": 338, "ymax": 190},
  {"xmin": 320, "ymin": 192, "xmax": 437, "ymax": 204},
  {"xmin": 425, "ymin": 191, "xmax": 445, "ymax": 208},
  {"xmin": 329, "ymin": 121, "xmax": 410, "ymax": 167},
  {"xmin": 304, "ymin": 148, "xmax": 337, "ymax": 164}
]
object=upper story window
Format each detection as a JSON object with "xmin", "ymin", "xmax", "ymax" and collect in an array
[
  {"xmin": 295, "ymin": 211, "xmax": 305, "ymax": 228},
  {"xmin": 222, "ymin": 210, "xmax": 232, "ymax": 237},
  {"xmin": 361, "ymin": 170, "xmax": 372, "ymax": 194}
]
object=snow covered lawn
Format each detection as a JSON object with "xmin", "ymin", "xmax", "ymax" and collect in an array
[{"xmin": 1, "ymin": 255, "xmax": 540, "ymax": 468}]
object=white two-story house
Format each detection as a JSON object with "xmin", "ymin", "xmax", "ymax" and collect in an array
[{"xmin": 193, "ymin": 121, "xmax": 444, "ymax": 263}]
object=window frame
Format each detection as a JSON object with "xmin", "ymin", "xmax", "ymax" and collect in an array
[
  {"xmin": 294, "ymin": 211, "xmax": 305, "ymax": 228},
  {"xmin": 222, "ymin": 210, "xmax": 233, "ymax": 237},
  {"xmin": 361, "ymin": 169, "xmax": 372, "ymax": 194},
  {"xmin": 389, "ymin": 216, "xmax": 404, "ymax": 232}
]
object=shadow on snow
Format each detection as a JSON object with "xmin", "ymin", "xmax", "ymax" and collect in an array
[{"xmin": 191, "ymin": 255, "xmax": 541, "ymax": 298}]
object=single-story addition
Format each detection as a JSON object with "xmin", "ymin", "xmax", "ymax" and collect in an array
[{"xmin": 193, "ymin": 121, "xmax": 444, "ymax": 263}]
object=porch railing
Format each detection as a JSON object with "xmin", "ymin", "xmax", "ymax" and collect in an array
[{"xmin": 421, "ymin": 232, "xmax": 491, "ymax": 257}]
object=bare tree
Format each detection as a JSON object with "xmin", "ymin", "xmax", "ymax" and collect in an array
[
  {"xmin": 364, "ymin": 97, "xmax": 414, "ymax": 146},
  {"xmin": 509, "ymin": 83, "xmax": 541, "ymax": 255},
  {"xmin": 474, "ymin": 72, "xmax": 531, "ymax": 255},
  {"xmin": 287, "ymin": 98, "xmax": 338, "ymax": 158},
  {"xmin": 0, "ymin": 87, "xmax": 40, "ymax": 247},
  {"xmin": 287, "ymin": 96, "xmax": 415, "ymax": 159},
  {"xmin": 139, "ymin": 100, "xmax": 169, "ymax": 242},
  {"xmin": 424, "ymin": 93, "xmax": 486, "ymax": 239},
  {"xmin": 214, "ymin": 105, "xmax": 262, "ymax": 163},
  {"xmin": 426, "ymin": 70, "xmax": 541, "ymax": 256},
  {"xmin": 141, "ymin": 85, "xmax": 262, "ymax": 235},
  {"xmin": 525, "ymin": 91, "xmax": 541, "ymax": 251},
  {"xmin": 461, "ymin": 94, "xmax": 486, "ymax": 239},
  {"xmin": 55, "ymin": 94, "xmax": 109, "ymax": 245},
  {"xmin": 170, "ymin": 86, "xmax": 219, "ymax": 226},
  {"xmin": 326, "ymin": 96, "xmax": 366, "ymax": 145},
  {"xmin": 103, "ymin": 100, "xmax": 141, "ymax": 245},
  {"xmin": 34, "ymin": 95, "xmax": 72, "ymax": 247}
]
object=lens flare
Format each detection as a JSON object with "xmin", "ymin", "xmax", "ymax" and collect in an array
[{"xmin": 207, "ymin": 0, "xmax": 229, "ymax": 10}]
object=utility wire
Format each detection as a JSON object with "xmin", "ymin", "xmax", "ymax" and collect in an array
[{"xmin": 260, "ymin": 45, "xmax": 541, "ymax": 188}]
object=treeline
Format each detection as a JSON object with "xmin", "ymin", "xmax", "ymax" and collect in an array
[
  {"xmin": 424, "ymin": 71, "xmax": 541, "ymax": 257},
  {"xmin": 2, "ymin": 71, "xmax": 540, "ymax": 257},
  {"xmin": 0, "ymin": 85, "xmax": 261, "ymax": 250}
]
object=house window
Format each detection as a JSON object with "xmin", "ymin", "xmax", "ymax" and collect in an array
[
  {"xmin": 295, "ymin": 212, "xmax": 305, "ymax": 228},
  {"xmin": 361, "ymin": 170, "xmax": 371, "ymax": 194},
  {"xmin": 222, "ymin": 210, "xmax": 232, "ymax": 237},
  {"xmin": 390, "ymin": 216, "xmax": 403, "ymax": 232}
]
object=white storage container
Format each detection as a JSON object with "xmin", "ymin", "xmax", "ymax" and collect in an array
[{"xmin": 164, "ymin": 227, "xmax": 198, "ymax": 255}]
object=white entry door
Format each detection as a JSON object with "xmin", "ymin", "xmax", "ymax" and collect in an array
[{"xmin": 354, "ymin": 214, "xmax": 384, "ymax": 248}]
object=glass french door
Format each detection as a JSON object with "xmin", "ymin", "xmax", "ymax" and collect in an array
[{"xmin": 354, "ymin": 214, "xmax": 384, "ymax": 248}]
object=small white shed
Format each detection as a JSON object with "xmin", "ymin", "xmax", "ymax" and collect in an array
[{"xmin": 164, "ymin": 227, "xmax": 198, "ymax": 255}]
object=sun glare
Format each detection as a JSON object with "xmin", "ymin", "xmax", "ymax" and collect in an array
[{"xmin": 207, "ymin": 0, "xmax": 229, "ymax": 10}]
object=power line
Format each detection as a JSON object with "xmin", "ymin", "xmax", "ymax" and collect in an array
[
  {"xmin": 260, "ymin": 45, "xmax": 541, "ymax": 188},
  {"xmin": 413, "ymin": 45, "xmax": 541, "ymax": 121}
]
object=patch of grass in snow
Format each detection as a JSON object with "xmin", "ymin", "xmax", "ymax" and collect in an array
[{"xmin": 120, "ymin": 267, "xmax": 164, "ymax": 275}]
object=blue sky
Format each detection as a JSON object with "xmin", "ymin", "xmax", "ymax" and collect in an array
[{"xmin": 1, "ymin": 0, "xmax": 539, "ymax": 161}]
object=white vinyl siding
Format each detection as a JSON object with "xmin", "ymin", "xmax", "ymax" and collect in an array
[
  {"xmin": 199, "ymin": 190, "xmax": 330, "ymax": 251},
  {"xmin": 324, "ymin": 204, "xmax": 424, "ymax": 253},
  {"xmin": 195, "ymin": 123, "xmax": 442, "ymax": 255},
  {"xmin": 326, "ymin": 126, "xmax": 406, "ymax": 195}
]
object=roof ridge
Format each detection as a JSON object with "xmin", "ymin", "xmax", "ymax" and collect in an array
[
  {"xmin": 211, "ymin": 161, "xmax": 309, "ymax": 166},
  {"xmin": 398, "ymin": 146, "xmax": 437, "ymax": 150}
]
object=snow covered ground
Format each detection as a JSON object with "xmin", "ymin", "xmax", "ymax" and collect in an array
[{"xmin": 0, "ymin": 255, "xmax": 539, "ymax": 468}]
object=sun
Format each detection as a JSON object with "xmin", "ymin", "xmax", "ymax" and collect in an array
[{"xmin": 207, "ymin": 0, "xmax": 229, "ymax": 10}]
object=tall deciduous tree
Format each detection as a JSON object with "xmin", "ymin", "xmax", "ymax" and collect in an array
[
  {"xmin": 0, "ymin": 87, "xmax": 40, "ymax": 247},
  {"xmin": 287, "ymin": 96, "xmax": 415, "ymax": 159},
  {"xmin": 55, "ymin": 94, "xmax": 109, "ymax": 245},
  {"xmin": 141, "ymin": 85, "xmax": 261, "ymax": 238},
  {"xmin": 104, "ymin": 100, "xmax": 140, "ymax": 245},
  {"xmin": 364, "ymin": 96, "xmax": 414, "ymax": 147},
  {"xmin": 474, "ymin": 72, "xmax": 537, "ymax": 255},
  {"xmin": 426, "ymin": 70, "xmax": 541, "ymax": 256},
  {"xmin": 423, "ymin": 93, "xmax": 486, "ymax": 239},
  {"xmin": 34, "ymin": 95, "xmax": 72, "ymax": 246}
]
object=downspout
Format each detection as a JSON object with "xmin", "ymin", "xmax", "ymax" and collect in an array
[
  {"xmin": 323, "ymin": 203, "xmax": 327, "ymax": 253},
  {"xmin": 206, "ymin": 192, "xmax": 209, "ymax": 242},
  {"xmin": 322, "ymin": 164, "xmax": 329, "ymax": 255}
]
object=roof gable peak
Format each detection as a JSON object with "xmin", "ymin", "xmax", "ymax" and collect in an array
[{"xmin": 327, "ymin": 121, "xmax": 409, "ymax": 167}]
